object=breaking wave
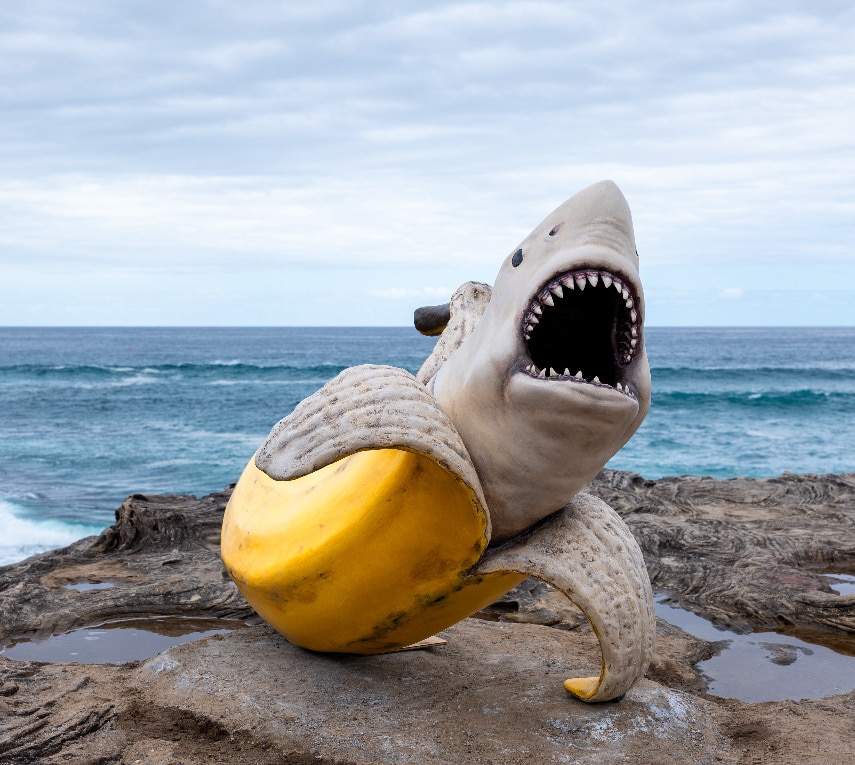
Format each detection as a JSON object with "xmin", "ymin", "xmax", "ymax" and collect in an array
[{"xmin": 0, "ymin": 500, "xmax": 103, "ymax": 567}]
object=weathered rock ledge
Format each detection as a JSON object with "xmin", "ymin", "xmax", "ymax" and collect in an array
[
  {"xmin": 1, "ymin": 470, "xmax": 853, "ymax": 764},
  {"xmin": 589, "ymin": 469, "xmax": 855, "ymax": 637}
]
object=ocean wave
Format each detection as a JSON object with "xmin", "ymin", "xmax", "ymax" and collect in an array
[
  {"xmin": 0, "ymin": 500, "xmax": 103, "ymax": 567},
  {"xmin": 654, "ymin": 389, "xmax": 854, "ymax": 407},
  {"xmin": 4, "ymin": 361, "xmax": 852, "ymax": 387},
  {"xmin": 652, "ymin": 365, "xmax": 855, "ymax": 378},
  {"xmin": 205, "ymin": 378, "xmax": 334, "ymax": 387},
  {"xmin": 108, "ymin": 374, "xmax": 161, "ymax": 387},
  {"xmin": 0, "ymin": 363, "xmax": 145, "ymax": 378},
  {"xmin": 58, "ymin": 375, "xmax": 163, "ymax": 391},
  {"xmin": 0, "ymin": 362, "xmax": 346, "ymax": 377}
]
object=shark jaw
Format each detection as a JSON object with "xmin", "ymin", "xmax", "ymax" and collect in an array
[
  {"xmin": 520, "ymin": 265, "xmax": 642, "ymax": 400},
  {"xmin": 431, "ymin": 180, "xmax": 652, "ymax": 543}
]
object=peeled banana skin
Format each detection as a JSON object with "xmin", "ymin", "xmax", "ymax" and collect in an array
[
  {"xmin": 221, "ymin": 181, "xmax": 655, "ymax": 702},
  {"xmin": 222, "ymin": 365, "xmax": 654, "ymax": 702}
]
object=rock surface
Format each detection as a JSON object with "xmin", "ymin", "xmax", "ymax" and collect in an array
[
  {"xmin": 0, "ymin": 491, "xmax": 253, "ymax": 640},
  {"xmin": 589, "ymin": 469, "xmax": 855, "ymax": 635},
  {"xmin": 1, "ymin": 470, "xmax": 854, "ymax": 764}
]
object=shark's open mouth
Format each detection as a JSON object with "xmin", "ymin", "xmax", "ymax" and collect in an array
[{"xmin": 522, "ymin": 269, "xmax": 640, "ymax": 396}]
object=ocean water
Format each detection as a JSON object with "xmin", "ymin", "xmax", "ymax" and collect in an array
[{"xmin": 1, "ymin": 326, "xmax": 854, "ymax": 565}]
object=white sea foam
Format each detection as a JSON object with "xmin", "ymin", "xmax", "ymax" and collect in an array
[
  {"xmin": 67, "ymin": 374, "xmax": 162, "ymax": 390},
  {"xmin": 112, "ymin": 374, "xmax": 160, "ymax": 387},
  {"xmin": 0, "ymin": 500, "xmax": 101, "ymax": 567},
  {"xmin": 145, "ymin": 458, "xmax": 200, "ymax": 469},
  {"xmin": 205, "ymin": 379, "xmax": 302, "ymax": 386}
]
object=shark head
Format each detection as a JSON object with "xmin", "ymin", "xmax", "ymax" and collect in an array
[{"xmin": 432, "ymin": 180, "xmax": 651, "ymax": 543}]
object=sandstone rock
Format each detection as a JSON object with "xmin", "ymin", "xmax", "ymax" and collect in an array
[
  {"xmin": 587, "ymin": 469, "xmax": 855, "ymax": 635},
  {"xmin": 1, "ymin": 470, "xmax": 854, "ymax": 763},
  {"xmin": 0, "ymin": 490, "xmax": 253, "ymax": 642}
]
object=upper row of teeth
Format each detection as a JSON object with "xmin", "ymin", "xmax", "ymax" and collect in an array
[
  {"xmin": 523, "ymin": 364, "xmax": 636, "ymax": 397},
  {"xmin": 523, "ymin": 270, "xmax": 641, "ymax": 363}
]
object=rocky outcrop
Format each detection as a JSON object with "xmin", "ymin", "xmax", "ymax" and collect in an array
[
  {"xmin": 587, "ymin": 469, "xmax": 855, "ymax": 635},
  {"xmin": 1, "ymin": 469, "xmax": 854, "ymax": 764},
  {"xmin": 0, "ymin": 491, "xmax": 253, "ymax": 642}
]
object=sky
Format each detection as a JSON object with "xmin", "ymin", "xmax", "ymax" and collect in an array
[{"xmin": 1, "ymin": 1, "xmax": 853, "ymax": 326}]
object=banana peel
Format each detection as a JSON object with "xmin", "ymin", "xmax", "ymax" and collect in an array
[{"xmin": 222, "ymin": 366, "xmax": 654, "ymax": 702}]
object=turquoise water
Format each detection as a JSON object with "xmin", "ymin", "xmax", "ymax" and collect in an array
[{"xmin": 1, "ymin": 326, "xmax": 853, "ymax": 565}]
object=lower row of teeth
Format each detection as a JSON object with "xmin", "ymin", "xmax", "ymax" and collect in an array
[{"xmin": 523, "ymin": 365, "xmax": 635, "ymax": 396}]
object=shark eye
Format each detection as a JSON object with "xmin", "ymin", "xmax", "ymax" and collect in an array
[{"xmin": 511, "ymin": 249, "xmax": 523, "ymax": 267}]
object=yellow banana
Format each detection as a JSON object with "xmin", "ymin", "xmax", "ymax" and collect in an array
[
  {"xmin": 222, "ymin": 181, "xmax": 655, "ymax": 702},
  {"xmin": 223, "ymin": 448, "xmax": 524, "ymax": 654}
]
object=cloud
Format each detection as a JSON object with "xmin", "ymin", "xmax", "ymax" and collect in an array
[
  {"xmin": 371, "ymin": 287, "xmax": 452, "ymax": 299},
  {"xmin": 0, "ymin": 174, "xmax": 516, "ymax": 271},
  {"xmin": 0, "ymin": 1, "xmax": 853, "ymax": 324}
]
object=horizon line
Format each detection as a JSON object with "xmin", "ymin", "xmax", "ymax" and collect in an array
[{"xmin": 1, "ymin": 324, "xmax": 855, "ymax": 330}]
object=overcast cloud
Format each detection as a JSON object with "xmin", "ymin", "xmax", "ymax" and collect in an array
[{"xmin": 1, "ymin": 1, "xmax": 853, "ymax": 325}]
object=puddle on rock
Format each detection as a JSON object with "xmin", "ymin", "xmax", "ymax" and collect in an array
[
  {"xmin": 825, "ymin": 573, "xmax": 855, "ymax": 596},
  {"xmin": 655, "ymin": 594, "xmax": 855, "ymax": 702},
  {"xmin": 62, "ymin": 581, "xmax": 116, "ymax": 592},
  {"xmin": 0, "ymin": 617, "xmax": 243, "ymax": 664}
]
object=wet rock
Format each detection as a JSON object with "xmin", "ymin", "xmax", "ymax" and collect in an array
[
  {"xmin": 587, "ymin": 469, "xmax": 855, "ymax": 637},
  {"xmin": 472, "ymin": 578, "xmax": 588, "ymax": 630},
  {"xmin": 1, "ymin": 469, "xmax": 854, "ymax": 763},
  {"xmin": 0, "ymin": 489, "xmax": 254, "ymax": 642},
  {"xmin": 132, "ymin": 620, "xmax": 732, "ymax": 765},
  {"xmin": 758, "ymin": 642, "xmax": 813, "ymax": 666}
]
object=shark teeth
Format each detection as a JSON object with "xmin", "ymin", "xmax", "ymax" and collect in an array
[
  {"xmin": 522, "ymin": 267, "xmax": 642, "ymax": 398},
  {"xmin": 522, "ymin": 363, "xmax": 636, "ymax": 397},
  {"xmin": 525, "ymin": 270, "xmax": 641, "ymax": 363}
]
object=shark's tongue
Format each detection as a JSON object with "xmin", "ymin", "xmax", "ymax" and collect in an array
[{"xmin": 523, "ymin": 269, "xmax": 640, "ymax": 390}]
